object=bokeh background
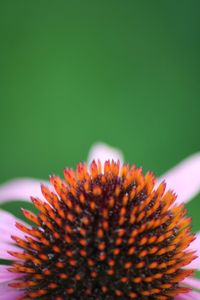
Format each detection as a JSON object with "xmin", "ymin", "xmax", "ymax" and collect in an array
[{"xmin": 0, "ymin": 0, "xmax": 200, "ymax": 274}]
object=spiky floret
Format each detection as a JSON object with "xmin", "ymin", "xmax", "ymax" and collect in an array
[{"xmin": 9, "ymin": 160, "xmax": 196, "ymax": 300}]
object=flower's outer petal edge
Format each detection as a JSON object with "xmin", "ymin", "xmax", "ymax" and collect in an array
[
  {"xmin": 157, "ymin": 152, "xmax": 200, "ymax": 205},
  {"xmin": 87, "ymin": 142, "xmax": 124, "ymax": 166},
  {"xmin": 182, "ymin": 277, "xmax": 200, "ymax": 290},
  {"xmin": 0, "ymin": 244, "xmax": 23, "ymax": 260},
  {"xmin": 0, "ymin": 178, "xmax": 49, "ymax": 203},
  {"xmin": 0, "ymin": 266, "xmax": 25, "ymax": 299},
  {"xmin": 186, "ymin": 232, "xmax": 200, "ymax": 270},
  {"xmin": 0, "ymin": 210, "xmax": 30, "ymax": 260},
  {"xmin": 0, "ymin": 283, "xmax": 25, "ymax": 300},
  {"xmin": 0, "ymin": 265, "xmax": 22, "ymax": 282},
  {"xmin": 175, "ymin": 291, "xmax": 200, "ymax": 299}
]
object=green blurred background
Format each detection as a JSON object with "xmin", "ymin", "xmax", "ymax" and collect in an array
[{"xmin": 0, "ymin": 1, "xmax": 199, "ymax": 241}]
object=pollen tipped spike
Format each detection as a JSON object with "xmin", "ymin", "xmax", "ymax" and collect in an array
[{"xmin": 21, "ymin": 208, "xmax": 40, "ymax": 225}]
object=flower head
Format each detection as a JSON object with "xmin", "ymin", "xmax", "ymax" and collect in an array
[{"xmin": 0, "ymin": 143, "xmax": 199, "ymax": 300}]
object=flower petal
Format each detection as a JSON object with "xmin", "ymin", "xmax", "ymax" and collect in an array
[
  {"xmin": 158, "ymin": 153, "xmax": 200, "ymax": 204},
  {"xmin": 175, "ymin": 291, "xmax": 200, "ymax": 300},
  {"xmin": 182, "ymin": 277, "xmax": 200, "ymax": 290},
  {"xmin": 0, "ymin": 266, "xmax": 22, "ymax": 282},
  {"xmin": 0, "ymin": 210, "xmax": 35, "ymax": 260},
  {"xmin": 0, "ymin": 210, "xmax": 29, "ymax": 243},
  {"xmin": 187, "ymin": 232, "xmax": 200, "ymax": 270},
  {"xmin": 0, "ymin": 266, "xmax": 24, "ymax": 299},
  {"xmin": 87, "ymin": 143, "xmax": 124, "ymax": 166},
  {"xmin": 0, "ymin": 283, "xmax": 24, "ymax": 299},
  {"xmin": 0, "ymin": 243, "xmax": 22, "ymax": 260},
  {"xmin": 0, "ymin": 178, "xmax": 48, "ymax": 203}
]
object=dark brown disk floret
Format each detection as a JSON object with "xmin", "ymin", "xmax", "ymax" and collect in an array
[{"xmin": 9, "ymin": 160, "xmax": 196, "ymax": 300}]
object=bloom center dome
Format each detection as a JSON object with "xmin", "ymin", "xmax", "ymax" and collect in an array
[{"xmin": 9, "ymin": 160, "xmax": 196, "ymax": 300}]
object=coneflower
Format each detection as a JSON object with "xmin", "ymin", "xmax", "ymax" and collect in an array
[{"xmin": 0, "ymin": 144, "xmax": 199, "ymax": 300}]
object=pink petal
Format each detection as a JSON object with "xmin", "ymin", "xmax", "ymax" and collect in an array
[
  {"xmin": 0, "ymin": 266, "xmax": 22, "ymax": 282},
  {"xmin": 0, "ymin": 210, "xmax": 36, "ymax": 261},
  {"xmin": 0, "ymin": 243, "xmax": 22, "ymax": 260},
  {"xmin": 0, "ymin": 209, "xmax": 19, "ymax": 224},
  {"xmin": 0, "ymin": 178, "xmax": 48, "ymax": 203},
  {"xmin": 182, "ymin": 277, "xmax": 200, "ymax": 290},
  {"xmin": 158, "ymin": 153, "xmax": 200, "ymax": 204},
  {"xmin": 175, "ymin": 291, "xmax": 200, "ymax": 300},
  {"xmin": 87, "ymin": 143, "xmax": 124, "ymax": 166},
  {"xmin": 0, "ymin": 210, "xmax": 28, "ymax": 243},
  {"xmin": 186, "ymin": 232, "xmax": 200, "ymax": 270},
  {"xmin": 0, "ymin": 283, "xmax": 24, "ymax": 299}
]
